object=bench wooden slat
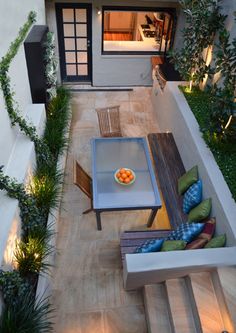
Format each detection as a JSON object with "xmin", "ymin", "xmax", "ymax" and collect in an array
[
  {"xmin": 120, "ymin": 230, "xmax": 170, "ymax": 240},
  {"xmin": 148, "ymin": 133, "xmax": 187, "ymax": 229}
]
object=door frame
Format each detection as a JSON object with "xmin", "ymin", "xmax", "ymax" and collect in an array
[{"xmin": 55, "ymin": 3, "xmax": 93, "ymax": 83}]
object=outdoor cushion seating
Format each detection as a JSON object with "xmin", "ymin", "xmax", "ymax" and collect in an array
[
  {"xmin": 204, "ymin": 234, "xmax": 226, "ymax": 248},
  {"xmin": 95, "ymin": 105, "xmax": 122, "ymax": 137},
  {"xmin": 135, "ymin": 238, "xmax": 164, "ymax": 253},
  {"xmin": 188, "ymin": 198, "xmax": 212, "ymax": 222},
  {"xmin": 161, "ymin": 240, "xmax": 186, "ymax": 251},
  {"xmin": 186, "ymin": 238, "xmax": 208, "ymax": 250},
  {"xmin": 198, "ymin": 217, "xmax": 216, "ymax": 241},
  {"xmin": 73, "ymin": 159, "xmax": 93, "ymax": 214},
  {"xmin": 167, "ymin": 222, "xmax": 204, "ymax": 243},
  {"xmin": 183, "ymin": 179, "xmax": 202, "ymax": 214},
  {"xmin": 178, "ymin": 165, "xmax": 198, "ymax": 195}
]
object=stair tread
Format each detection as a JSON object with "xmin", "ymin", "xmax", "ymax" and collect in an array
[
  {"xmin": 144, "ymin": 284, "xmax": 172, "ymax": 333},
  {"xmin": 166, "ymin": 278, "xmax": 197, "ymax": 333},
  {"xmin": 189, "ymin": 272, "xmax": 225, "ymax": 333},
  {"xmin": 217, "ymin": 267, "xmax": 236, "ymax": 331}
]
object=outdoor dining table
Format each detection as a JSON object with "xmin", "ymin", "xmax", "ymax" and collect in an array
[{"xmin": 91, "ymin": 137, "xmax": 162, "ymax": 230}]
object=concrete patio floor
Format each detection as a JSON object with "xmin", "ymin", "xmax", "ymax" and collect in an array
[{"xmin": 50, "ymin": 87, "xmax": 170, "ymax": 333}]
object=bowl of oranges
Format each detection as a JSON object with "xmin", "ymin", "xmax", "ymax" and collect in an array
[{"xmin": 114, "ymin": 168, "xmax": 136, "ymax": 186}]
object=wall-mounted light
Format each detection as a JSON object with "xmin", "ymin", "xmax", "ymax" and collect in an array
[{"xmin": 97, "ymin": 7, "xmax": 101, "ymax": 15}]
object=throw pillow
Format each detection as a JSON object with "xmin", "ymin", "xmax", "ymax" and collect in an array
[
  {"xmin": 204, "ymin": 234, "xmax": 226, "ymax": 248},
  {"xmin": 188, "ymin": 198, "xmax": 212, "ymax": 222},
  {"xmin": 178, "ymin": 165, "xmax": 198, "ymax": 195},
  {"xmin": 198, "ymin": 217, "xmax": 216, "ymax": 241},
  {"xmin": 161, "ymin": 240, "xmax": 186, "ymax": 251},
  {"xmin": 186, "ymin": 238, "xmax": 208, "ymax": 250},
  {"xmin": 135, "ymin": 238, "xmax": 164, "ymax": 253},
  {"xmin": 167, "ymin": 222, "xmax": 204, "ymax": 243},
  {"xmin": 183, "ymin": 180, "xmax": 202, "ymax": 214}
]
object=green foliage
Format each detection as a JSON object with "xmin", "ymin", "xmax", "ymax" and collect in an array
[
  {"xmin": 0, "ymin": 11, "xmax": 52, "ymax": 165},
  {"xmin": 29, "ymin": 167, "xmax": 63, "ymax": 220},
  {"xmin": 0, "ymin": 291, "xmax": 53, "ymax": 333},
  {"xmin": 0, "ymin": 166, "xmax": 46, "ymax": 238},
  {"xmin": 44, "ymin": 32, "xmax": 58, "ymax": 99},
  {"xmin": 0, "ymin": 270, "xmax": 30, "ymax": 307},
  {"xmin": 181, "ymin": 86, "xmax": 236, "ymax": 201},
  {"xmin": 208, "ymin": 25, "xmax": 236, "ymax": 138},
  {"xmin": 169, "ymin": 0, "xmax": 225, "ymax": 87},
  {"xmin": 14, "ymin": 237, "xmax": 53, "ymax": 277},
  {"xmin": 44, "ymin": 86, "xmax": 71, "ymax": 159}
]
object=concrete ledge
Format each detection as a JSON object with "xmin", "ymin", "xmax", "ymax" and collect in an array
[
  {"xmin": 0, "ymin": 104, "xmax": 46, "ymax": 267},
  {"xmin": 36, "ymin": 107, "xmax": 72, "ymax": 300},
  {"xmin": 151, "ymin": 81, "xmax": 236, "ymax": 245},
  {"xmin": 123, "ymin": 247, "xmax": 236, "ymax": 290}
]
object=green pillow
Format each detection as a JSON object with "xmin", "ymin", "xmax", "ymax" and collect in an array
[
  {"xmin": 178, "ymin": 166, "xmax": 198, "ymax": 195},
  {"xmin": 188, "ymin": 198, "xmax": 212, "ymax": 222},
  {"xmin": 161, "ymin": 240, "xmax": 186, "ymax": 251},
  {"xmin": 204, "ymin": 234, "xmax": 226, "ymax": 248}
]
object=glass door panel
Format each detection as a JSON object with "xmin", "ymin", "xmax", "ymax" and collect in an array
[{"xmin": 56, "ymin": 3, "xmax": 92, "ymax": 82}]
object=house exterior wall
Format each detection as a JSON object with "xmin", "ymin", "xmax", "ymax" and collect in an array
[
  {"xmin": 0, "ymin": 0, "xmax": 46, "ymax": 167},
  {"xmin": 46, "ymin": 0, "xmax": 182, "ymax": 86},
  {"xmin": 0, "ymin": 1, "xmax": 46, "ymax": 269}
]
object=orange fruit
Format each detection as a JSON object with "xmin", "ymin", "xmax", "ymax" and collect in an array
[
  {"xmin": 126, "ymin": 170, "xmax": 131, "ymax": 176},
  {"xmin": 124, "ymin": 177, "xmax": 130, "ymax": 184},
  {"xmin": 119, "ymin": 177, "xmax": 124, "ymax": 183},
  {"xmin": 116, "ymin": 172, "xmax": 121, "ymax": 178},
  {"xmin": 120, "ymin": 168, "xmax": 126, "ymax": 174},
  {"xmin": 129, "ymin": 174, "xmax": 134, "ymax": 180},
  {"xmin": 121, "ymin": 173, "xmax": 127, "ymax": 179}
]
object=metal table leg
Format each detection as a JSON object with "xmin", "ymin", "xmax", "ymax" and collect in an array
[
  {"xmin": 147, "ymin": 208, "xmax": 158, "ymax": 228},
  {"xmin": 96, "ymin": 211, "xmax": 102, "ymax": 230}
]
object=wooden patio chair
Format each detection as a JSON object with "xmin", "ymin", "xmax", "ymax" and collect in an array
[
  {"xmin": 95, "ymin": 105, "xmax": 122, "ymax": 137},
  {"xmin": 73, "ymin": 160, "xmax": 93, "ymax": 214}
]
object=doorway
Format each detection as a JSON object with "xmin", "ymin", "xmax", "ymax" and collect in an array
[{"xmin": 56, "ymin": 3, "xmax": 92, "ymax": 82}]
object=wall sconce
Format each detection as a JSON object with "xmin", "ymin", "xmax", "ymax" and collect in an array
[{"xmin": 97, "ymin": 7, "xmax": 101, "ymax": 15}]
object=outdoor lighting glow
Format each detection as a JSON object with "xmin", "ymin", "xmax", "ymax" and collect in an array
[
  {"xmin": 3, "ymin": 218, "xmax": 20, "ymax": 269},
  {"xmin": 97, "ymin": 7, "xmax": 101, "ymax": 15}
]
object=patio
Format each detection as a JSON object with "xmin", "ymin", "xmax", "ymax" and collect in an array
[{"xmin": 50, "ymin": 87, "xmax": 170, "ymax": 333}]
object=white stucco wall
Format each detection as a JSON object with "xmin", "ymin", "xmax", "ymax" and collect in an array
[
  {"xmin": 46, "ymin": 0, "xmax": 181, "ymax": 86},
  {"xmin": 0, "ymin": 1, "xmax": 47, "ymax": 269},
  {"xmin": 0, "ymin": 0, "xmax": 46, "ymax": 167},
  {"xmin": 151, "ymin": 81, "xmax": 236, "ymax": 246}
]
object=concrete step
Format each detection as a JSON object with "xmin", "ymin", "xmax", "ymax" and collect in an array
[
  {"xmin": 166, "ymin": 278, "xmax": 200, "ymax": 333},
  {"xmin": 214, "ymin": 267, "xmax": 236, "ymax": 333},
  {"xmin": 188, "ymin": 272, "xmax": 225, "ymax": 333},
  {"xmin": 143, "ymin": 283, "xmax": 173, "ymax": 333}
]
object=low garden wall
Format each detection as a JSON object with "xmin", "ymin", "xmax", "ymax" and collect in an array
[{"xmin": 151, "ymin": 81, "xmax": 236, "ymax": 246}]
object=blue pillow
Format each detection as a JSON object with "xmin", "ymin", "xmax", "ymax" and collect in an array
[
  {"xmin": 135, "ymin": 238, "xmax": 164, "ymax": 253},
  {"xmin": 183, "ymin": 180, "xmax": 202, "ymax": 214},
  {"xmin": 167, "ymin": 222, "xmax": 204, "ymax": 243}
]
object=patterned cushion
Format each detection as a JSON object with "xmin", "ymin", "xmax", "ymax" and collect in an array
[
  {"xmin": 178, "ymin": 165, "xmax": 198, "ymax": 195},
  {"xmin": 135, "ymin": 238, "xmax": 164, "ymax": 253},
  {"xmin": 204, "ymin": 234, "xmax": 226, "ymax": 248},
  {"xmin": 188, "ymin": 198, "xmax": 212, "ymax": 222},
  {"xmin": 167, "ymin": 222, "xmax": 204, "ymax": 243},
  {"xmin": 186, "ymin": 238, "xmax": 208, "ymax": 250},
  {"xmin": 198, "ymin": 217, "xmax": 216, "ymax": 241},
  {"xmin": 183, "ymin": 180, "xmax": 202, "ymax": 214},
  {"xmin": 161, "ymin": 240, "xmax": 186, "ymax": 251}
]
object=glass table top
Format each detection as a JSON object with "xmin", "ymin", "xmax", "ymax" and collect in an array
[{"xmin": 91, "ymin": 137, "xmax": 162, "ymax": 210}]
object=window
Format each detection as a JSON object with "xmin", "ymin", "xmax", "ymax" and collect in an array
[{"xmin": 102, "ymin": 7, "xmax": 176, "ymax": 54}]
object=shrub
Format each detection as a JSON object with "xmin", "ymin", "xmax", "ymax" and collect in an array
[{"xmin": 0, "ymin": 291, "xmax": 53, "ymax": 333}]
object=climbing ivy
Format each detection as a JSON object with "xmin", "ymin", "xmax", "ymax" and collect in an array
[{"xmin": 0, "ymin": 11, "xmax": 51, "ymax": 164}]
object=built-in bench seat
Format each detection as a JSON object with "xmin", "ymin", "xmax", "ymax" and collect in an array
[{"xmin": 120, "ymin": 132, "xmax": 187, "ymax": 260}]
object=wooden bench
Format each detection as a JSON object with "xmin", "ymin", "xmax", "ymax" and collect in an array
[{"xmin": 120, "ymin": 133, "xmax": 187, "ymax": 259}]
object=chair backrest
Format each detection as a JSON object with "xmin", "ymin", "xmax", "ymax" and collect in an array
[
  {"xmin": 73, "ymin": 160, "xmax": 92, "ymax": 199},
  {"xmin": 96, "ymin": 105, "xmax": 122, "ymax": 137}
]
